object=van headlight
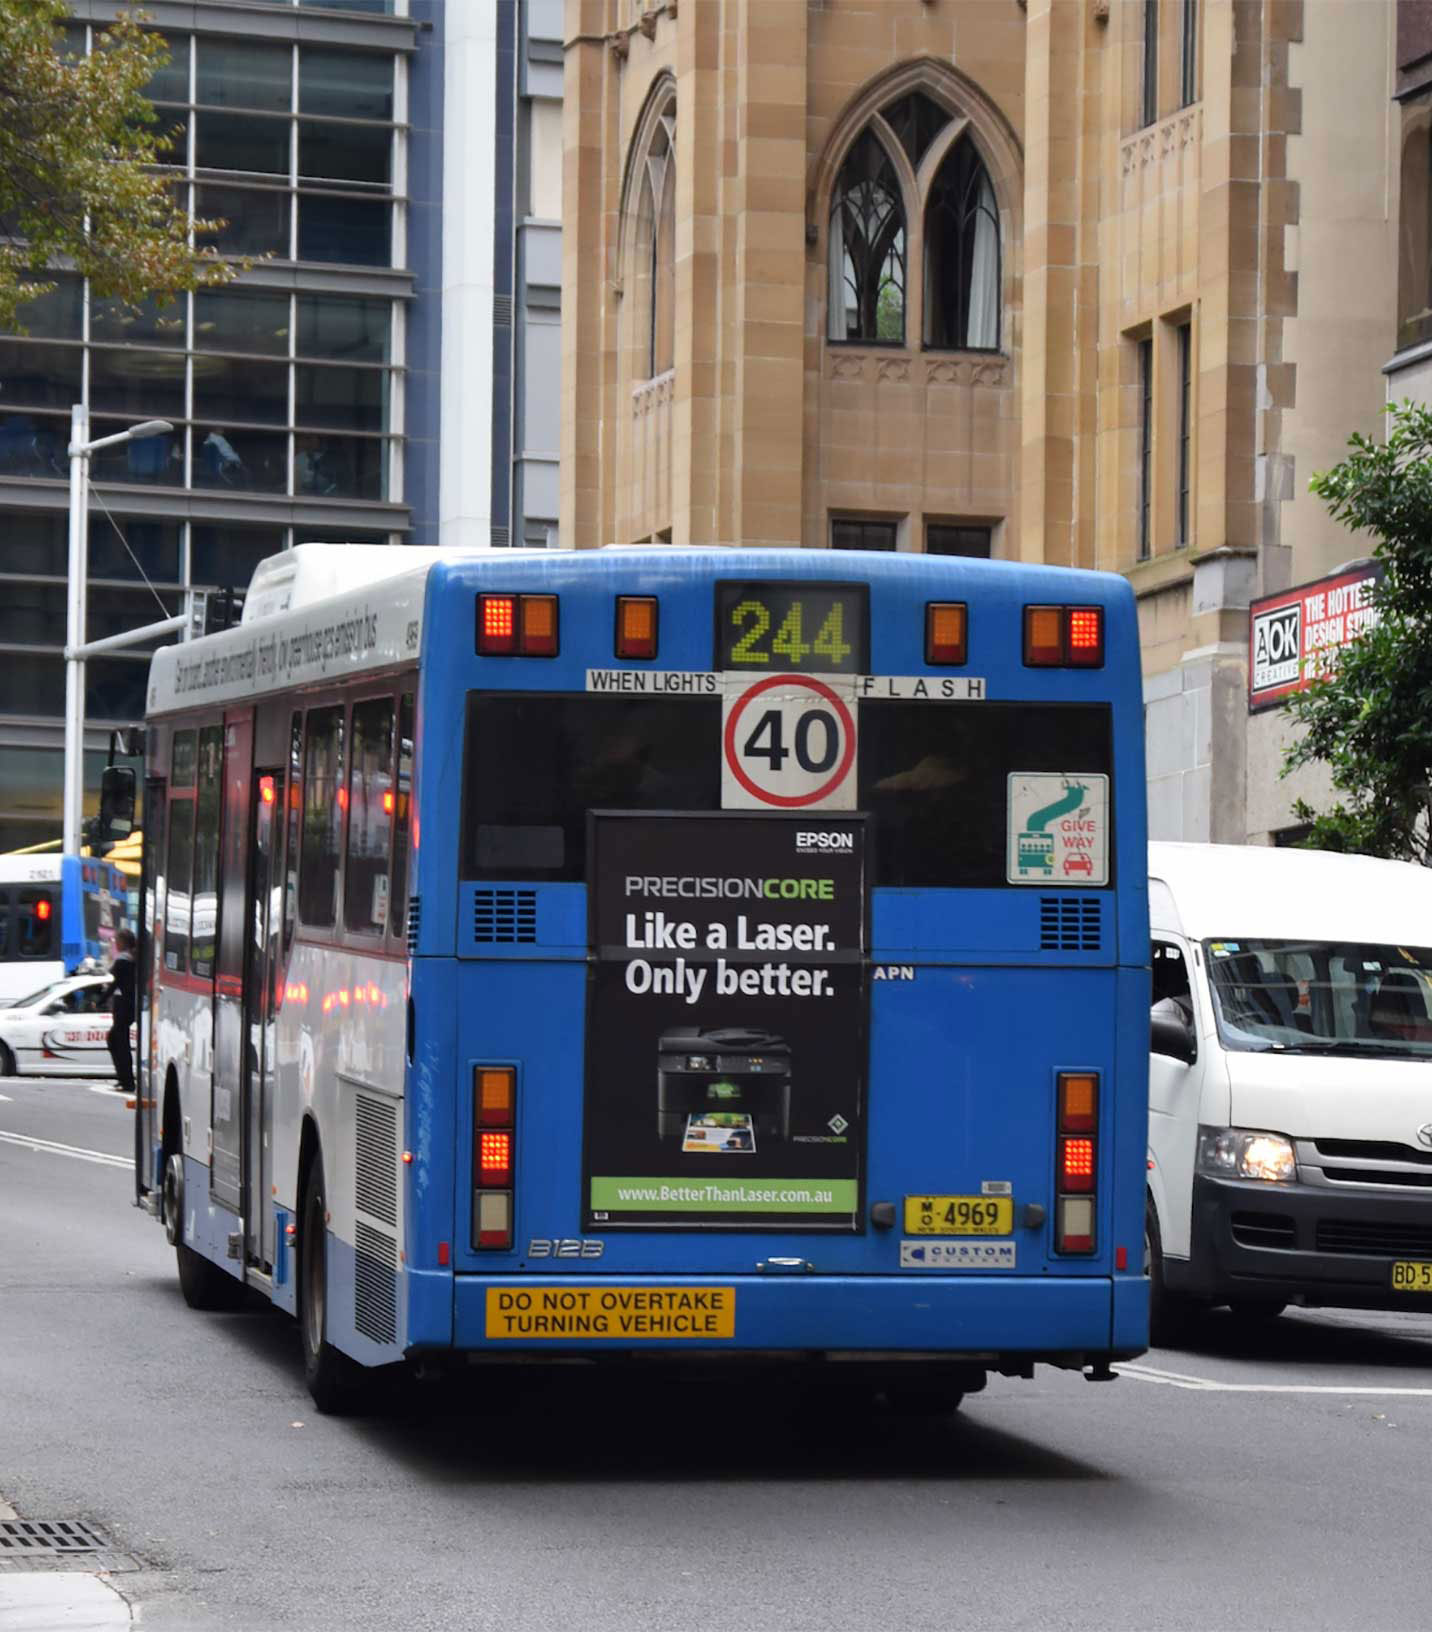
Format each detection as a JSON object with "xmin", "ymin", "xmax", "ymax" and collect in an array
[{"xmin": 1197, "ymin": 1127, "xmax": 1296, "ymax": 1183}]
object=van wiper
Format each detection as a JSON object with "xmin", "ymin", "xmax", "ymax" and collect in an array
[{"xmin": 1282, "ymin": 1040, "xmax": 1413, "ymax": 1058}]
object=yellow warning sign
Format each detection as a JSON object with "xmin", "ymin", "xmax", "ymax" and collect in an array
[{"xmin": 485, "ymin": 1286, "xmax": 736, "ymax": 1340}]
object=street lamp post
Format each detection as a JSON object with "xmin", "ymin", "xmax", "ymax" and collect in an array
[{"xmin": 63, "ymin": 405, "xmax": 173, "ymax": 857}]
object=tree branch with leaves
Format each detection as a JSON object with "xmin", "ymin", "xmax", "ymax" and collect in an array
[
  {"xmin": 1282, "ymin": 401, "xmax": 1432, "ymax": 864},
  {"xmin": 0, "ymin": 0, "xmax": 232, "ymax": 331}
]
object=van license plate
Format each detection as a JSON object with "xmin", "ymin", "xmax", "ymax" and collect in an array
[
  {"xmin": 1391, "ymin": 1261, "xmax": 1432, "ymax": 1293},
  {"xmin": 904, "ymin": 1196, "xmax": 1013, "ymax": 1235}
]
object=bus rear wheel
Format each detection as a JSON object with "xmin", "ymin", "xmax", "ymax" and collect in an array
[
  {"xmin": 164, "ymin": 1151, "xmax": 244, "ymax": 1312},
  {"xmin": 299, "ymin": 1154, "xmax": 363, "ymax": 1414}
]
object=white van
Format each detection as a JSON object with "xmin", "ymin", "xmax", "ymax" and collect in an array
[{"xmin": 1145, "ymin": 842, "xmax": 1432, "ymax": 1338}]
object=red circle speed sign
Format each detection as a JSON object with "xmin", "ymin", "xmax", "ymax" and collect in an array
[{"xmin": 722, "ymin": 674, "xmax": 857, "ymax": 808}]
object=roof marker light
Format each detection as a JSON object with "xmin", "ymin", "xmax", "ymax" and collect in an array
[
  {"xmin": 1066, "ymin": 606, "xmax": 1104, "ymax": 668},
  {"xmin": 616, "ymin": 595, "xmax": 659, "ymax": 660},
  {"xmin": 519, "ymin": 594, "xmax": 559, "ymax": 657},
  {"xmin": 925, "ymin": 602, "xmax": 967, "ymax": 665},
  {"xmin": 1024, "ymin": 605, "xmax": 1063, "ymax": 666}
]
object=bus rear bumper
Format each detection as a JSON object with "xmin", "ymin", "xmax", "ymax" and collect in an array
[{"xmin": 431, "ymin": 1272, "xmax": 1145, "ymax": 1364}]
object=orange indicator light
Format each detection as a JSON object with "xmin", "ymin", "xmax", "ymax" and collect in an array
[
  {"xmin": 519, "ymin": 594, "xmax": 559, "ymax": 656},
  {"xmin": 925, "ymin": 602, "xmax": 967, "ymax": 665},
  {"xmin": 616, "ymin": 596, "xmax": 659, "ymax": 659}
]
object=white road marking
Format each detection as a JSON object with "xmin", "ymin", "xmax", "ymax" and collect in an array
[
  {"xmin": 0, "ymin": 1129, "xmax": 129, "ymax": 1170},
  {"xmin": 0, "ymin": 1093, "xmax": 10, "ymax": 1101},
  {"xmin": 1117, "ymin": 1360, "xmax": 1432, "ymax": 1396}
]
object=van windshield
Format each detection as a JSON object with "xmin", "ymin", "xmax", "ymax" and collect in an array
[{"xmin": 1204, "ymin": 939, "xmax": 1432, "ymax": 1058}]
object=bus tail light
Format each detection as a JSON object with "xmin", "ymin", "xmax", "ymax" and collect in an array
[
  {"xmin": 1067, "ymin": 606, "xmax": 1104, "ymax": 667},
  {"xmin": 519, "ymin": 594, "xmax": 559, "ymax": 656},
  {"xmin": 34, "ymin": 898, "xmax": 51, "ymax": 922},
  {"xmin": 474, "ymin": 1066, "xmax": 515, "ymax": 1250},
  {"xmin": 616, "ymin": 595, "xmax": 659, "ymax": 659},
  {"xmin": 1055, "ymin": 1070, "xmax": 1098, "ymax": 1254},
  {"xmin": 925, "ymin": 602, "xmax": 967, "ymax": 665},
  {"xmin": 1057, "ymin": 1197, "xmax": 1096, "ymax": 1255},
  {"xmin": 478, "ymin": 594, "xmax": 518, "ymax": 654},
  {"xmin": 477, "ymin": 594, "xmax": 561, "ymax": 657},
  {"xmin": 1024, "ymin": 605, "xmax": 1105, "ymax": 669},
  {"xmin": 1057, "ymin": 1071, "xmax": 1098, "ymax": 1134}
]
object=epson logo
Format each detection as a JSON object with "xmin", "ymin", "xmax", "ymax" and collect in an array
[{"xmin": 796, "ymin": 831, "xmax": 854, "ymax": 852}]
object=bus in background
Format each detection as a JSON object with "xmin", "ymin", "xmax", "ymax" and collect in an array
[
  {"xmin": 136, "ymin": 543, "xmax": 1149, "ymax": 1412},
  {"xmin": 0, "ymin": 854, "xmax": 127, "ymax": 1006}
]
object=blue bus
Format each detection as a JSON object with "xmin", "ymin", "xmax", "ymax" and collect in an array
[
  {"xmin": 137, "ymin": 543, "xmax": 1149, "ymax": 1411},
  {"xmin": 0, "ymin": 853, "xmax": 127, "ymax": 1007}
]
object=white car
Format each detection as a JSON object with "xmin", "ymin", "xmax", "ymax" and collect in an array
[{"xmin": 0, "ymin": 974, "xmax": 122, "ymax": 1078}]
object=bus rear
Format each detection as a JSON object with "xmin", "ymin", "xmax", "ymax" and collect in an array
[{"xmin": 401, "ymin": 548, "xmax": 1149, "ymax": 1395}]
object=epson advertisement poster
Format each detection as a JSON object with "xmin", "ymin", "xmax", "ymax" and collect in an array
[{"xmin": 585, "ymin": 813, "xmax": 868, "ymax": 1231}]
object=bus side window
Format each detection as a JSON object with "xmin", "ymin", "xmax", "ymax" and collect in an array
[
  {"xmin": 189, "ymin": 724, "xmax": 223, "ymax": 978},
  {"xmin": 284, "ymin": 712, "xmax": 302, "ymax": 957},
  {"xmin": 17, "ymin": 891, "xmax": 54, "ymax": 959},
  {"xmin": 345, "ymin": 697, "xmax": 394, "ymax": 934},
  {"xmin": 300, "ymin": 706, "xmax": 344, "ymax": 928},
  {"xmin": 389, "ymin": 692, "xmax": 414, "ymax": 943},
  {"xmin": 165, "ymin": 800, "xmax": 195, "ymax": 974}
]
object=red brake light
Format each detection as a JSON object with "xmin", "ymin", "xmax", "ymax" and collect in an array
[
  {"xmin": 382, "ymin": 790, "xmax": 394, "ymax": 814},
  {"xmin": 259, "ymin": 775, "xmax": 275, "ymax": 806},
  {"xmin": 478, "ymin": 594, "xmax": 518, "ymax": 655},
  {"xmin": 34, "ymin": 899, "xmax": 51, "ymax": 922},
  {"xmin": 478, "ymin": 1131, "xmax": 512, "ymax": 1191},
  {"xmin": 1066, "ymin": 606, "xmax": 1104, "ymax": 667},
  {"xmin": 1059, "ymin": 1136, "xmax": 1096, "ymax": 1193}
]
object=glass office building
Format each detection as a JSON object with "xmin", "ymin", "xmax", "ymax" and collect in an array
[{"xmin": 0, "ymin": 0, "xmax": 562, "ymax": 850}]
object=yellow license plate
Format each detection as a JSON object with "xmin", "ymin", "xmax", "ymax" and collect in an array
[
  {"xmin": 904, "ymin": 1195, "xmax": 1013, "ymax": 1236},
  {"xmin": 485, "ymin": 1286, "xmax": 735, "ymax": 1340},
  {"xmin": 1391, "ymin": 1261, "xmax": 1432, "ymax": 1293}
]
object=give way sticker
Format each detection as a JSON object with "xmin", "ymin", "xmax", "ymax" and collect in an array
[{"xmin": 722, "ymin": 673, "xmax": 857, "ymax": 810}]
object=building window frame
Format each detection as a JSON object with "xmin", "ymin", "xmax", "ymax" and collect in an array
[
  {"xmin": 1176, "ymin": 322, "xmax": 1193, "ymax": 549},
  {"xmin": 1180, "ymin": 0, "xmax": 1198, "ymax": 107},
  {"xmin": 1138, "ymin": 336, "xmax": 1153, "ymax": 563},
  {"xmin": 1142, "ymin": 0, "xmax": 1160, "ymax": 127}
]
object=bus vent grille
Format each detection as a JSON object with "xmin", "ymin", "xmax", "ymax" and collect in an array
[
  {"xmin": 354, "ymin": 1221, "xmax": 398, "ymax": 1345},
  {"xmin": 473, "ymin": 888, "xmax": 538, "ymax": 944},
  {"xmin": 406, "ymin": 895, "xmax": 421, "ymax": 955},
  {"xmin": 355, "ymin": 1094, "xmax": 398, "ymax": 1228},
  {"xmin": 1039, "ymin": 896, "xmax": 1102, "ymax": 952}
]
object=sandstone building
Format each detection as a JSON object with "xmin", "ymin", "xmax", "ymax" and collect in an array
[{"xmin": 561, "ymin": 0, "xmax": 1397, "ymax": 844}]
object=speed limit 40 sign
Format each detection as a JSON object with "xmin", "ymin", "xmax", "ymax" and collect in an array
[{"xmin": 722, "ymin": 673, "xmax": 857, "ymax": 810}]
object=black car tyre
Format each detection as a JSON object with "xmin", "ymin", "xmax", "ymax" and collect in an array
[
  {"xmin": 1146, "ymin": 1196, "xmax": 1200, "ymax": 1346},
  {"xmin": 0, "ymin": 1042, "xmax": 14, "ymax": 1077}
]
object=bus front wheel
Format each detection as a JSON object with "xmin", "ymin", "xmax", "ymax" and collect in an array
[
  {"xmin": 299, "ymin": 1154, "xmax": 362, "ymax": 1414},
  {"xmin": 164, "ymin": 1151, "xmax": 244, "ymax": 1312}
]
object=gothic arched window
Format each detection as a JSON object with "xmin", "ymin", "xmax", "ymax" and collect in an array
[
  {"xmin": 827, "ymin": 130, "xmax": 906, "ymax": 344},
  {"xmin": 645, "ymin": 104, "xmax": 676, "ymax": 376},
  {"xmin": 923, "ymin": 137, "xmax": 1001, "ymax": 351}
]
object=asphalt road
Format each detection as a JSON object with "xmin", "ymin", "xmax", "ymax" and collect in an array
[{"xmin": 2, "ymin": 1075, "xmax": 1430, "ymax": 1632}]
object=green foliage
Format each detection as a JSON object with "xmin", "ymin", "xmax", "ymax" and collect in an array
[
  {"xmin": 0, "ymin": 0, "xmax": 231, "ymax": 331},
  {"xmin": 1283, "ymin": 401, "xmax": 1432, "ymax": 864}
]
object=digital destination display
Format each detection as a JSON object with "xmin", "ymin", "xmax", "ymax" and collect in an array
[{"xmin": 715, "ymin": 582, "xmax": 869, "ymax": 674}]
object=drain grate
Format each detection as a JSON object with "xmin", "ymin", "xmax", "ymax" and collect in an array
[{"xmin": 0, "ymin": 1519, "xmax": 111, "ymax": 1555}]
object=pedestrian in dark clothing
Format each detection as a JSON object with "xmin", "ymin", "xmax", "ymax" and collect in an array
[{"xmin": 108, "ymin": 929, "xmax": 137, "ymax": 1096}]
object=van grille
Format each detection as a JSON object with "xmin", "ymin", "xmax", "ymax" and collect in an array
[
  {"xmin": 473, "ymin": 888, "xmax": 537, "ymax": 944},
  {"xmin": 1301, "ymin": 1139, "xmax": 1432, "ymax": 1188},
  {"xmin": 1039, "ymin": 896, "xmax": 1101, "ymax": 952},
  {"xmin": 1315, "ymin": 1219, "xmax": 1432, "ymax": 1258}
]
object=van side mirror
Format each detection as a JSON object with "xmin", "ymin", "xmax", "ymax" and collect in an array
[
  {"xmin": 1151, "ymin": 999, "xmax": 1197, "ymax": 1064},
  {"xmin": 97, "ymin": 765, "xmax": 137, "ymax": 849}
]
